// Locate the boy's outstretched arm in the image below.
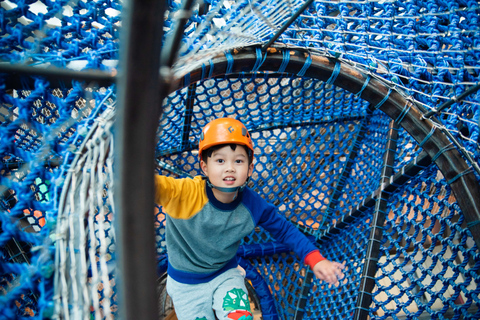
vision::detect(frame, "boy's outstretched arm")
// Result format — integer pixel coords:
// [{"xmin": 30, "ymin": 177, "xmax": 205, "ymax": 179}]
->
[{"xmin": 312, "ymin": 260, "xmax": 345, "ymax": 286}]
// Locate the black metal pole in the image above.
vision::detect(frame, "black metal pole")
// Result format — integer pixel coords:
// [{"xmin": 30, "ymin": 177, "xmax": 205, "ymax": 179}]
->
[
  {"xmin": 0, "ymin": 158, "xmax": 62, "ymax": 170},
  {"xmin": 0, "ymin": 63, "xmax": 116, "ymax": 88},
  {"xmin": 293, "ymin": 112, "xmax": 371, "ymax": 319},
  {"xmin": 321, "ymin": 111, "xmax": 371, "ymax": 230},
  {"xmin": 160, "ymin": 0, "xmax": 196, "ymax": 69},
  {"xmin": 180, "ymin": 83, "xmax": 197, "ymax": 150},
  {"xmin": 114, "ymin": 0, "xmax": 165, "ymax": 319},
  {"xmin": 422, "ymin": 83, "xmax": 480, "ymax": 118},
  {"xmin": 317, "ymin": 151, "xmax": 432, "ymax": 241},
  {"xmin": 353, "ymin": 121, "xmax": 399, "ymax": 320},
  {"xmin": 294, "ymin": 270, "xmax": 314, "ymax": 320},
  {"xmin": 261, "ymin": 0, "xmax": 315, "ymax": 51}
]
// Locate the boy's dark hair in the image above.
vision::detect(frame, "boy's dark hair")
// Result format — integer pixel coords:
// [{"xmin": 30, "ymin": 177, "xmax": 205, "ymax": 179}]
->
[{"xmin": 201, "ymin": 143, "xmax": 253, "ymax": 164}]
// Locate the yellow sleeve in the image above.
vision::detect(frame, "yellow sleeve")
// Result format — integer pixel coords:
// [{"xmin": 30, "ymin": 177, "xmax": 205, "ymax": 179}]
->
[{"xmin": 154, "ymin": 175, "xmax": 208, "ymax": 219}]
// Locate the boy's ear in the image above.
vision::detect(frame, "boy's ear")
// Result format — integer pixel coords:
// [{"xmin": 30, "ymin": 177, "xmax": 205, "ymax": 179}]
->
[
  {"xmin": 200, "ymin": 160, "xmax": 208, "ymax": 175},
  {"xmin": 248, "ymin": 162, "xmax": 254, "ymax": 177}
]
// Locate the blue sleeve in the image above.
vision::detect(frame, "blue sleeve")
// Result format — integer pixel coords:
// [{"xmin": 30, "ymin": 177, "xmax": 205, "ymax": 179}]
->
[{"xmin": 242, "ymin": 188, "xmax": 319, "ymax": 262}]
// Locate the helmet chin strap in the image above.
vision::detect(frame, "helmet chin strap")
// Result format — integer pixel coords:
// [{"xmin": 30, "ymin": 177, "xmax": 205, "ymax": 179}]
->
[{"xmin": 206, "ymin": 178, "xmax": 248, "ymax": 193}]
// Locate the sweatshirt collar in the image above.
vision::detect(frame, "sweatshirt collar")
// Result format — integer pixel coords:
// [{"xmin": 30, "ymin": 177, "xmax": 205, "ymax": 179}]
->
[{"xmin": 205, "ymin": 181, "xmax": 243, "ymax": 210}]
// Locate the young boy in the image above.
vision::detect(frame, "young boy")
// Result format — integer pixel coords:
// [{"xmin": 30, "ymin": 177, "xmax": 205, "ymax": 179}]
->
[{"xmin": 155, "ymin": 117, "xmax": 344, "ymax": 320}]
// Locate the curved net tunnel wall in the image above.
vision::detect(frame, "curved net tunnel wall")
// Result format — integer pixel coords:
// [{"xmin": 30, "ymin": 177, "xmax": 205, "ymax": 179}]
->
[{"xmin": 0, "ymin": 0, "xmax": 480, "ymax": 319}]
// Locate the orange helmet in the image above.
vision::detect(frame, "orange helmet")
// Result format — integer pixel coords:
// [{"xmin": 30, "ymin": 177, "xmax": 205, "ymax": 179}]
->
[{"xmin": 198, "ymin": 118, "xmax": 254, "ymax": 160}]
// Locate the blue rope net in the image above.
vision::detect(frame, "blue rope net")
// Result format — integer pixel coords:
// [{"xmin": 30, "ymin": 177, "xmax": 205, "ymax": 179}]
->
[
  {"xmin": 376, "ymin": 164, "xmax": 480, "ymax": 319},
  {"xmin": 1, "ymin": 0, "xmax": 480, "ymax": 319}
]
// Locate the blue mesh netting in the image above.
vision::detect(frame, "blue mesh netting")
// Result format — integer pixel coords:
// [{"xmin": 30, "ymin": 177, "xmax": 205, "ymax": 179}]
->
[
  {"xmin": 375, "ymin": 165, "xmax": 480, "ymax": 319},
  {"xmin": 1, "ymin": 0, "xmax": 480, "ymax": 319}
]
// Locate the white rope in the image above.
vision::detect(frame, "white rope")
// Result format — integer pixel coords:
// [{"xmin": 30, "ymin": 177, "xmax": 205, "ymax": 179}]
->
[{"xmin": 53, "ymin": 106, "xmax": 116, "ymax": 320}]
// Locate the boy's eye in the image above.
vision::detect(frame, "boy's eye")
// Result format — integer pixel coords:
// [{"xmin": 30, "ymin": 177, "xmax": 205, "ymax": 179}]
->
[
  {"xmin": 216, "ymin": 159, "xmax": 224, "ymax": 163},
  {"xmin": 235, "ymin": 159, "xmax": 244, "ymax": 164}
]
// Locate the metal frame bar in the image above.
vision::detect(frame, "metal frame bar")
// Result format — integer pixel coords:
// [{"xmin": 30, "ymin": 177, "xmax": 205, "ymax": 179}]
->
[
  {"xmin": 353, "ymin": 121, "xmax": 399, "ymax": 320},
  {"xmin": 293, "ymin": 112, "xmax": 371, "ymax": 319},
  {"xmin": 437, "ymin": 122, "xmax": 480, "ymax": 177},
  {"xmin": 422, "ymin": 83, "xmax": 480, "ymax": 118},
  {"xmin": 0, "ymin": 158, "xmax": 62, "ymax": 170},
  {"xmin": 294, "ymin": 270, "xmax": 314, "ymax": 319},
  {"xmin": 261, "ymin": 0, "xmax": 315, "ymax": 51},
  {"xmin": 1, "ymin": 225, "xmax": 32, "ymax": 265},
  {"xmin": 315, "ymin": 150, "xmax": 432, "ymax": 241},
  {"xmin": 180, "ymin": 83, "xmax": 197, "ymax": 150},
  {"xmin": 160, "ymin": 0, "xmax": 196, "ymax": 71}
]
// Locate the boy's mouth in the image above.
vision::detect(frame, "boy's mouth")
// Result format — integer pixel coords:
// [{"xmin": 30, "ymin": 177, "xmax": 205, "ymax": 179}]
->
[{"xmin": 224, "ymin": 176, "xmax": 236, "ymax": 184}]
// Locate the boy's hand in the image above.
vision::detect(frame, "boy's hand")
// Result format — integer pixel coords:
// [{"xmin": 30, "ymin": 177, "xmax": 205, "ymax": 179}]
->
[{"xmin": 312, "ymin": 260, "xmax": 345, "ymax": 286}]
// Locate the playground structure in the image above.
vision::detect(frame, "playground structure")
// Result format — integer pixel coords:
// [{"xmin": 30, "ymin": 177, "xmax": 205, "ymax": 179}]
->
[{"xmin": 0, "ymin": 0, "xmax": 479, "ymax": 319}]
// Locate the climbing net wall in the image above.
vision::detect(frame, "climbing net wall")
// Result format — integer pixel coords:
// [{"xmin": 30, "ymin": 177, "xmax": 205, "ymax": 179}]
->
[{"xmin": 1, "ymin": 0, "xmax": 480, "ymax": 319}]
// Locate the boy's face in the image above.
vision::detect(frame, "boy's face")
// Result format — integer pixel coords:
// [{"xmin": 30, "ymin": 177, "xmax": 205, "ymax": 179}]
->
[{"xmin": 200, "ymin": 145, "xmax": 253, "ymax": 192}]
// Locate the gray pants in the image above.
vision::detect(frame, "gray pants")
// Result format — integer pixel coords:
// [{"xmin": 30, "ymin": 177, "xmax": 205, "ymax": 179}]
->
[{"xmin": 166, "ymin": 267, "xmax": 253, "ymax": 320}]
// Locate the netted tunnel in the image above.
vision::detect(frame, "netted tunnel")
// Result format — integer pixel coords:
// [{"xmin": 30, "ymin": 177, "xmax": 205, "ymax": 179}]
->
[{"xmin": 0, "ymin": 0, "xmax": 479, "ymax": 319}]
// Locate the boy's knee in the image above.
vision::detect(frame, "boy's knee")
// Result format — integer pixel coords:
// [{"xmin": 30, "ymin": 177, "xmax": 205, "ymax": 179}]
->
[
  {"xmin": 226, "ymin": 310, "xmax": 253, "ymax": 320},
  {"xmin": 221, "ymin": 288, "xmax": 252, "ymax": 320}
]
